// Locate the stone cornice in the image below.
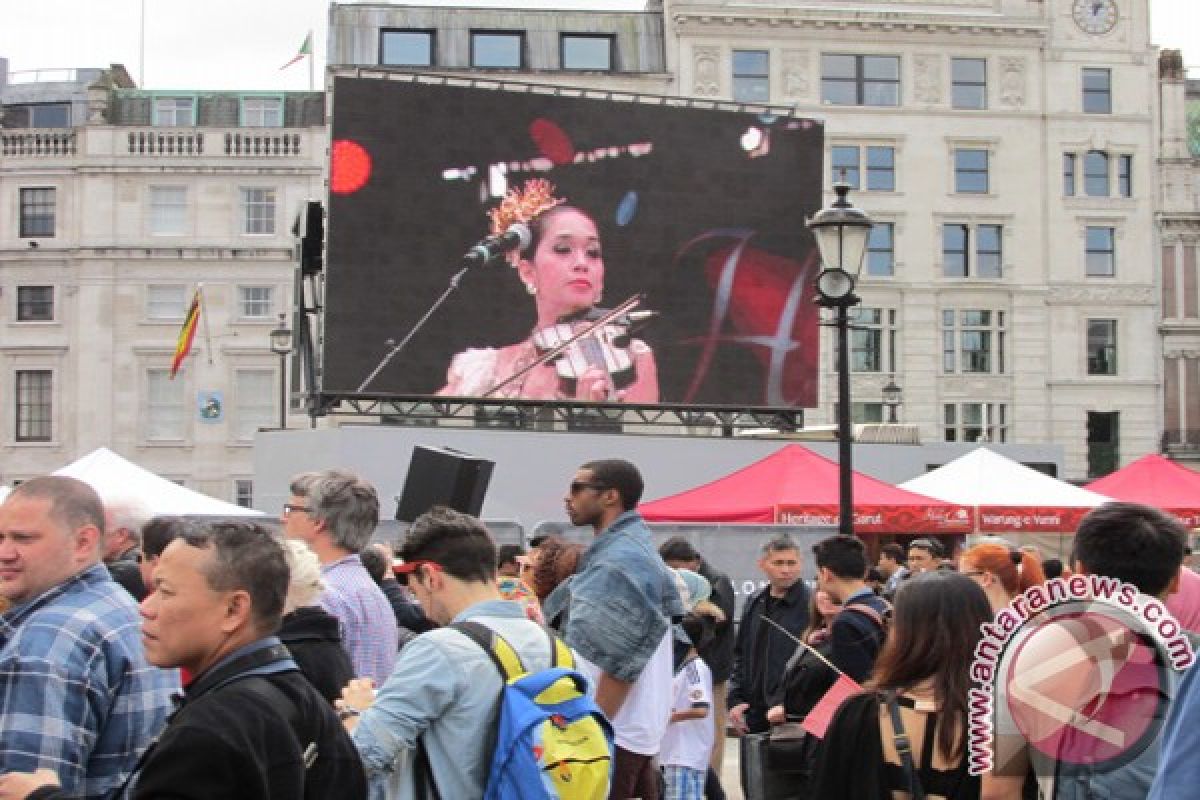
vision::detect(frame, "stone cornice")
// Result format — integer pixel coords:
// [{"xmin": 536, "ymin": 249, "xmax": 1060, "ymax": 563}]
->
[
  {"xmin": 1046, "ymin": 285, "xmax": 1155, "ymax": 305},
  {"xmin": 672, "ymin": 10, "xmax": 1046, "ymax": 39}
]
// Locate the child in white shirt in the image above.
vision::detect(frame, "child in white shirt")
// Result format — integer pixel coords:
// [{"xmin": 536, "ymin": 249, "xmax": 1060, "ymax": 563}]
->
[{"xmin": 659, "ymin": 613, "xmax": 714, "ymax": 800}]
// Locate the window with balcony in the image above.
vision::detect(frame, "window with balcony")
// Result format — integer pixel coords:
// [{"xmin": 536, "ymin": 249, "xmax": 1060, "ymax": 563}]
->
[
  {"xmin": 1082, "ymin": 68, "xmax": 1112, "ymax": 114},
  {"xmin": 733, "ymin": 50, "xmax": 769, "ymax": 103},
  {"xmin": 381, "ymin": 29, "xmax": 434, "ymax": 66},
  {"xmin": 146, "ymin": 285, "xmax": 187, "ymax": 320},
  {"xmin": 943, "ymin": 224, "xmax": 1003, "ymax": 278},
  {"xmin": 954, "ymin": 149, "xmax": 989, "ymax": 193},
  {"xmin": 153, "ymin": 96, "xmax": 195, "ymax": 126},
  {"xmin": 145, "ymin": 368, "xmax": 186, "ymax": 441},
  {"xmin": 1087, "ymin": 319, "xmax": 1117, "ymax": 375},
  {"xmin": 562, "ymin": 34, "xmax": 613, "ymax": 71},
  {"xmin": 943, "ymin": 309, "xmax": 1005, "ymax": 374},
  {"xmin": 830, "ymin": 145, "xmax": 895, "ymax": 191},
  {"xmin": 849, "ymin": 308, "xmax": 897, "ymax": 373},
  {"xmin": 1085, "ymin": 227, "xmax": 1115, "ymax": 277},
  {"xmin": 951, "ymin": 58, "xmax": 987, "ymax": 109},
  {"xmin": 866, "ymin": 223, "xmax": 895, "ymax": 277},
  {"xmin": 237, "ymin": 286, "xmax": 274, "ymax": 319},
  {"xmin": 471, "ymin": 31, "xmax": 523, "ymax": 68},
  {"xmin": 149, "ymin": 186, "xmax": 187, "ymax": 235},
  {"xmin": 821, "ymin": 54, "xmax": 900, "ymax": 106},
  {"xmin": 16, "ymin": 286, "xmax": 54, "ymax": 322},
  {"xmin": 240, "ymin": 188, "xmax": 276, "ymax": 235},
  {"xmin": 241, "ymin": 97, "xmax": 282, "ymax": 127},
  {"xmin": 15, "ymin": 370, "xmax": 52, "ymax": 442},
  {"xmin": 1084, "ymin": 151, "xmax": 1109, "ymax": 197},
  {"xmin": 5, "ymin": 103, "xmax": 70, "ymax": 128},
  {"xmin": 19, "ymin": 188, "xmax": 55, "ymax": 238},
  {"xmin": 944, "ymin": 402, "xmax": 1007, "ymax": 443}
]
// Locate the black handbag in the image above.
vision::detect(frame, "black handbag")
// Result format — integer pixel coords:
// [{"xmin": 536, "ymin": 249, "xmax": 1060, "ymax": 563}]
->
[{"xmin": 740, "ymin": 724, "xmax": 815, "ymax": 800}]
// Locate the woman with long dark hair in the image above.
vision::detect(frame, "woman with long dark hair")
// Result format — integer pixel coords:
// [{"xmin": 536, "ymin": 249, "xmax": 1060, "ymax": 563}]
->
[{"xmin": 810, "ymin": 571, "xmax": 991, "ymax": 799}]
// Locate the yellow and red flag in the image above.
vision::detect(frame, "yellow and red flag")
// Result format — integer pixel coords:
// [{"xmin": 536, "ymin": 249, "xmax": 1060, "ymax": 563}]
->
[{"xmin": 169, "ymin": 288, "xmax": 201, "ymax": 379}]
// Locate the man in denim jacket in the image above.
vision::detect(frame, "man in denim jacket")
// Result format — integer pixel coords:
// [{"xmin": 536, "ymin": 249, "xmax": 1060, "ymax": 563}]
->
[{"xmin": 561, "ymin": 459, "xmax": 684, "ymax": 800}]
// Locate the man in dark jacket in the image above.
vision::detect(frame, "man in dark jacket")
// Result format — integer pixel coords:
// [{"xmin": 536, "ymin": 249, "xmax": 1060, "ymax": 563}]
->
[
  {"xmin": 812, "ymin": 535, "xmax": 890, "ymax": 683},
  {"xmin": 359, "ymin": 542, "xmax": 433, "ymax": 636},
  {"xmin": 728, "ymin": 534, "xmax": 810, "ymax": 736},
  {"xmin": 132, "ymin": 520, "xmax": 365, "ymax": 799}
]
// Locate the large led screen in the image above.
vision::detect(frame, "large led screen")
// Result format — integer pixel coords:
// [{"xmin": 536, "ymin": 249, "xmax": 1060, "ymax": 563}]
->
[{"xmin": 323, "ymin": 76, "xmax": 824, "ymax": 409}]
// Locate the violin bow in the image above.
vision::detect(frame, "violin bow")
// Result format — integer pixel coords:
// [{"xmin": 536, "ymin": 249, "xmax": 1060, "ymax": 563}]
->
[{"xmin": 482, "ymin": 293, "xmax": 643, "ymax": 399}]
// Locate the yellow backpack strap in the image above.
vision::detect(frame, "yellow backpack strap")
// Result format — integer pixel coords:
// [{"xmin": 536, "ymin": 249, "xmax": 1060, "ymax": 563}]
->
[{"xmin": 453, "ymin": 620, "xmax": 527, "ymax": 682}]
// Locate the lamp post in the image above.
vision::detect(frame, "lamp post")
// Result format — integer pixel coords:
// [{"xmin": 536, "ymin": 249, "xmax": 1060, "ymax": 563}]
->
[
  {"xmin": 882, "ymin": 376, "xmax": 903, "ymax": 423},
  {"xmin": 808, "ymin": 182, "xmax": 873, "ymax": 537},
  {"xmin": 269, "ymin": 313, "xmax": 293, "ymax": 430}
]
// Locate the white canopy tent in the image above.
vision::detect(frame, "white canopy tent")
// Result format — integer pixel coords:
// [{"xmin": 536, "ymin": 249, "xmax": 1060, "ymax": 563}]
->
[
  {"xmin": 53, "ymin": 448, "xmax": 263, "ymax": 517},
  {"xmin": 899, "ymin": 447, "xmax": 1111, "ymax": 557},
  {"xmin": 0, "ymin": 486, "xmax": 9, "ymax": 504}
]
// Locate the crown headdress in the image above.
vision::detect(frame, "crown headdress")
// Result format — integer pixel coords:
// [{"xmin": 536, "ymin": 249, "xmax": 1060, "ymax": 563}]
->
[{"xmin": 489, "ymin": 179, "xmax": 565, "ymax": 266}]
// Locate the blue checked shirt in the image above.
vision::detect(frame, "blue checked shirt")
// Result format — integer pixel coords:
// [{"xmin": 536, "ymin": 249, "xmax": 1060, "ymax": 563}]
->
[
  {"xmin": 0, "ymin": 564, "xmax": 178, "ymax": 799},
  {"xmin": 319, "ymin": 554, "xmax": 398, "ymax": 686}
]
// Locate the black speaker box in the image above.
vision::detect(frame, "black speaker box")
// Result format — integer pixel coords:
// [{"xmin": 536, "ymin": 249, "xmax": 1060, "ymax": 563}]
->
[{"xmin": 395, "ymin": 445, "xmax": 494, "ymax": 522}]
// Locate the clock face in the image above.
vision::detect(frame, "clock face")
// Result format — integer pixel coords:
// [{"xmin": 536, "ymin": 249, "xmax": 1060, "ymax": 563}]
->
[{"xmin": 1072, "ymin": 0, "xmax": 1118, "ymax": 35}]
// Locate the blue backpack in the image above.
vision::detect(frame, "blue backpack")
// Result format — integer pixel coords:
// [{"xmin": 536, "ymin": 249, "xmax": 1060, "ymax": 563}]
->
[{"xmin": 452, "ymin": 621, "xmax": 614, "ymax": 800}]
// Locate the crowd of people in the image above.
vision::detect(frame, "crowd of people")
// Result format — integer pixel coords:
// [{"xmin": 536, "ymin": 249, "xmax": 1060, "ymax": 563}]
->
[{"xmin": 1, "ymin": 460, "xmax": 1200, "ymax": 800}]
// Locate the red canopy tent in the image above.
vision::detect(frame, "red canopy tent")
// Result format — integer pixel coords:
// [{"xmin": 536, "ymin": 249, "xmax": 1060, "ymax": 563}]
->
[
  {"xmin": 1084, "ymin": 454, "xmax": 1200, "ymax": 528},
  {"xmin": 640, "ymin": 444, "xmax": 974, "ymax": 533}
]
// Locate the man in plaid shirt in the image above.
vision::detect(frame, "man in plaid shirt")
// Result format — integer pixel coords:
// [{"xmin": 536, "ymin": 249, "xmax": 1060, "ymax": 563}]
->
[{"xmin": 0, "ymin": 476, "xmax": 177, "ymax": 798}]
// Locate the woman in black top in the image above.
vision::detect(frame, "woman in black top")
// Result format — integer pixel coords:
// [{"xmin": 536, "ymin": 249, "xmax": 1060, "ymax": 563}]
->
[{"xmin": 811, "ymin": 572, "xmax": 991, "ymax": 799}]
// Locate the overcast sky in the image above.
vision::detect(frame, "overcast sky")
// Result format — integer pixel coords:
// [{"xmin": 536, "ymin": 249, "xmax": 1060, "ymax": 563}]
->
[{"xmin": 0, "ymin": 0, "xmax": 1195, "ymax": 91}]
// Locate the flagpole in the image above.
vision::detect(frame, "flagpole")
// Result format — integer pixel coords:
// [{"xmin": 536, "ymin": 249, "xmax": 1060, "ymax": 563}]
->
[
  {"xmin": 198, "ymin": 283, "xmax": 214, "ymax": 365},
  {"xmin": 308, "ymin": 29, "xmax": 315, "ymax": 92},
  {"xmin": 139, "ymin": 0, "xmax": 146, "ymax": 86}
]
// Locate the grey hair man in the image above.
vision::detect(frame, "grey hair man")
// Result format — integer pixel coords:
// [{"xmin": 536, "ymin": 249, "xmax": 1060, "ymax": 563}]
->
[
  {"xmin": 103, "ymin": 496, "xmax": 153, "ymax": 601},
  {"xmin": 282, "ymin": 469, "xmax": 397, "ymax": 685}
]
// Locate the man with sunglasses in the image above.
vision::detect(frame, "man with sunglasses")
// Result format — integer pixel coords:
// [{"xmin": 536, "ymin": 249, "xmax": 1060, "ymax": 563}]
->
[{"xmin": 559, "ymin": 459, "xmax": 684, "ymax": 800}]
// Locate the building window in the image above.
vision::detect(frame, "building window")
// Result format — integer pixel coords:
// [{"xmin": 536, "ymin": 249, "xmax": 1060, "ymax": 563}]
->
[
  {"xmin": 849, "ymin": 308, "xmax": 896, "ymax": 373},
  {"xmin": 19, "ymin": 188, "xmax": 55, "ymax": 238},
  {"xmin": 1117, "ymin": 154, "xmax": 1132, "ymax": 197},
  {"xmin": 852, "ymin": 403, "xmax": 884, "ymax": 424},
  {"xmin": 149, "ymin": 186, "xmax": 187, "ymax": 235},
  {"xmin": 830, "ymin": 145, "xmax": 894, "ymax": 191},
  {"xmin": 951, "ymin": 58, "xmax": 987, "ymax": 109},
  {"xmin": 16, "ymin": 286, "xmax": 54, "ymax": 322},
  {"xmin": 1063, "ymin": 153, "xmax": 1076, "ymax": 196},
  {"xmin": 15, "ymin": 370, "xmax": 52, "ymax": 442},
  {"xmin": 241, "ymin": 97, "xmax": 282, "ymax": 127},
  {"xmin": 1084, "ymin": 151, "xmax": 1109, "ymax": 197},
  {"xmin": 234, "ymin": 369, "xmax": 275, "ymax": 440},
  {"xmin": 1087, "ymin": 411, "xmax": 1120, "ymax": 478},
  {"xmin": 943, "ymin": 309, "xmax": 1005, "ymax": 374},
  {"xmin": 381, "ymin": 29, "xmax": 434, "ymax": 66},
  {"xmin": 944, "ymin": 402, "xmax": 1007, "ymax": 443},
  {"xmin": 146, "ymin": 285, "xmax": 186, "ymax": 320},
  {"xmin": 237, "ymin": 286, "xmax": 274, "ymax": 319},
  {"xmin": 561, "ymin": 34, "xmax": 613, "ymax": 71},
  {"xmin": 470, "ymin": 31, "xmax": 523, "ymax": 68},
  {"xmin": 146, "ymin": 369, "xmax": 186, "ymax": 441},
  {"xmin": 5, "ymin": 103, "xmax": 70, "ymax": 128},
  {"xmin": 866, "ymin": 223, "xmax": 895, "ymax": 277},
  {"xmin": 733, "ymin": 50, "xmax": 769, "ymax": 103},
  {"xmin": 954, "ymin": 149, "xmax": 989, "ymax": 193},
  {"xmin": 1082, "ymin": 68, "xmax": 1112, "ymax": 114},
  {"xmin": 234, "ymin": 479, "xmax": 254, "ymax": 508},
  {"xmin": 821, "ymin": 54, "xmax": 900, "ymax": 107},
  {"xmin": 240, "ymin": 188, "xmax": 276, "ymax": 235},
  {"xmin": 943, "ymin": 224, "xmax": 1003, "ymax": 279},
  {"xmin": 1087, "ymin": 319, "xmax": 1117, "ymax": 375},
  {"xmin": 153, "ymin": 96, "xmax": 195, "ymax": 126},
  {"xmin": 1085, "ymin": 227, "xmax": 1115, "ymax": 277}
]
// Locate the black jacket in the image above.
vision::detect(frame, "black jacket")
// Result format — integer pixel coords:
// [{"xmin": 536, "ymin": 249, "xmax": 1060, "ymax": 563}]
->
[
  {"xmin": 380, "ymin": 576, "xmax": 435, "ymax": 634},
  {"xmin": 106, "ymin": 548, "xmax": 147, "ymax": 602},
  {"xmin": 129, "ymin": 640, "xmax": 367, "ymax": 800},
  {"xmin": 728, "ymin": 579, "xmax": 810, "ymax": 730},
  {"xmin": 829, "ymin": 591, "xmax": 890, "ymax": 684},
  {"xmin": 697, "ymin": 559, "xmax": 737, "ymax": 683},
  {"xmin": 279, "ymin": 606, "xmax": 356, "ymax": 705}
]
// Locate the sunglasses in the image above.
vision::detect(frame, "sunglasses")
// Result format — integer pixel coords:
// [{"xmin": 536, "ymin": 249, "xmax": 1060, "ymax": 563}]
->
[
  {"xmin": 282, "ymin": 503, "xmax": 312, "ymax": 516},
  {"xmin": 569, "ymin": 481, "xmax": 610, "ymax": 494}
]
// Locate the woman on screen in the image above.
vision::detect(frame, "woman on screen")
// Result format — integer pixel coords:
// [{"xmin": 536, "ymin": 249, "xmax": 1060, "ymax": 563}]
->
[{"xmin": 438, "ymin": 179, "xmax": 659, "ymax": 402}]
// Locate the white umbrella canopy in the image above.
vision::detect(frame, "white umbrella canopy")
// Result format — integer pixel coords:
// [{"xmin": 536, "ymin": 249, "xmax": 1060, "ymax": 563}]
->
[{"xmin": 53, "ymin": 447, "xmax": 263, "ymax": 517}]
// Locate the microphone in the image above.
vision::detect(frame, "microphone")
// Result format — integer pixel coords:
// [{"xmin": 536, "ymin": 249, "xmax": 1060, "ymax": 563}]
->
[{"xmin": 462, "ymin": 223, "xmax": 531, "ymax": 267}]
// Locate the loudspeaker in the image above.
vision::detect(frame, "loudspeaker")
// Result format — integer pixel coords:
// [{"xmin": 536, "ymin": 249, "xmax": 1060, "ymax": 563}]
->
[{"xmin": 395, "ymin": 445, "xmax": 494, "ymax": 522}]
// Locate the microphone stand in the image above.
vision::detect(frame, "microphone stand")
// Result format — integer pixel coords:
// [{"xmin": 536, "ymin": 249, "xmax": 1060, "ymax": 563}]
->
[{"xmin": 356, "ymin": 266, "xmax": 471, "ymax": 393}]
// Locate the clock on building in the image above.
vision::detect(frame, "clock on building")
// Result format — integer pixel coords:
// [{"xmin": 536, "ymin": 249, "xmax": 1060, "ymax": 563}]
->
[{"xmin": 1072, "ymin": 0, "xmax": 1118, "ymax": 35}]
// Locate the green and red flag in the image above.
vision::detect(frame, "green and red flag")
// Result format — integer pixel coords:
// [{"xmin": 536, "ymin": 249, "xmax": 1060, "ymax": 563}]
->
[{"xmin": 281, "ymin": 31, "xmax": 312, "ymax": 70}]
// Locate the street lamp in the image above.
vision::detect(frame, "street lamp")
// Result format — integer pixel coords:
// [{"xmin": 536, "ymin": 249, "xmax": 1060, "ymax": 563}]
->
[
  {"xmin": 808, "ymin": 182, "xmax": 873, "ymax": 537},
  {"xmin": 882, "ymin": 376, "xmax": 903, "ymax": 423},
  {"xmin": 269, "ymin": 313, "xmax": 293, "ymax": 430}
]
